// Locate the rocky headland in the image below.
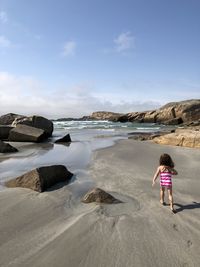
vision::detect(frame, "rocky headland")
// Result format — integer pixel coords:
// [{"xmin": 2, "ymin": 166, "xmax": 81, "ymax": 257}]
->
[
  {"xmin": 53, "ymin": 99, "xmax": 200, "ymax": 148},
  {"xmin": 87, "ymin": 99, "xmax": 200, "ymax": 125},
  {"xmin": 52, "ymin": 99, "xmax": 200, "ymax": 126}
]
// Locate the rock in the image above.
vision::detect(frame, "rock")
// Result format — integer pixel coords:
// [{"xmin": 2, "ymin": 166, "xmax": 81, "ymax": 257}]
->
[
  {"xmin": 53, "ymin": 116, "xmax": 92, "ymax": 121},
  {"xmin": 143, "ymin": 110, "xmax": 157, "ymax": 123},
  {"xmin": 128, "ymin": 131, "xmax": 170, "ymax": 141},
  {"xmin": 55, "ymin": 134, "xmax": 71, "ymax": 143},
  {"xmin": 12, "ymin": 115, "xmax": 53, "ymax": 137},
  {"xmin": 89, "ymin": 111, "xmax": 123, "ymax": 121},
  {"xmin": 5, "ymin": 165, "xmax": 73, "ymax": 192},
  {"xmin": 128, "ymin": 132, "xmax": 154, "ymax": 141},
  {"xmin": 0, "ymin": 126, "xmax": 14, "ymax": 140},
  {"xmin": 155, "ymin": 106, "xmax": 176, "ymax": 123},
  {"xmin": 129, "ymin": 134, "xmax": 151, "ymax": 141},
  {"xmin": 8, "ymin": 124, "xmax": 46, "ymax": 142},
  {"xmin": 0, "ymin": 140, "xmax": 18, "ymax": 153},
  {"xmin": 112, "ymin": 99, "xmax": 200, "ymax": 125},
  {"xmin": 128, "ymin": 112, "xmax": 146, "ymax": 123},
  {"xmin": 0, "ymin": 113, "xmax": 24, "ymax": 125},
  {"xmin": 153, "ymin": 128, "xmax": 200, "ymax": 148},
  {"xmin": 185, "ymin": 120, "xmax": 200, "ymax": 127},
  {"xmin": 82, "ymin": 188, "xmax": 121, "ymax": 204},
  {"xmin": 116, "ymin": 114, "xmax": 129, "ymax": 122},
  {"xmin": 157, "ymin": 99, "xmax": 200, "ymax": 123},
  {"xmin": 164, "ymin": 117, "xmax": 183, "ymax": 125}
]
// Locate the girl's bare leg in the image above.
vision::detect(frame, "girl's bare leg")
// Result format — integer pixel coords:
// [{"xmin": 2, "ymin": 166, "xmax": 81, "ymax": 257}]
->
[
  {"xmin": 160, "ymin": 187, "xmax": 165, "ymax": 204},
  {"xmin": 167, "ymin": 188, "xmax": 174, "ymax": 211}
]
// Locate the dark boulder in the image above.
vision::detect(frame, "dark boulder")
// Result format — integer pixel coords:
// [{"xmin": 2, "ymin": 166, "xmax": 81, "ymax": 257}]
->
[
  {"xmin": 5, "ymin": 165, "xmax": 73, "ymax": 192},
  {"xmin": 9, "ymin": 124, "xmax": 46, "ymax": 142},
  {"xmin": 129, "ymin": 134, "xmax": 151, "ymax": 141},
  {"xmin": 0, "ymin": 140, "xmax": 18, "ymax": 153},
  {"xmin": 0, "ymin": 113, "xmax": 24, "ymax": 125},
  {"xmin": 185, "ymin": 120, "xmax": 200, "ymax": 127},
  {"xmin": 164, "ymin": 117, "xmax": 183, "ymax": 125},
  {"xmin": 12, "ymin": 115, "xmax": 53, "ymax": 137},
  {"xmin": 82, "ymin": 188, "xmax": 121, "ymax": 204},
  {"xmin": 55, "ymin": 134, "xmax": 71, "ymax": 143},
  {"xmin": 116, "ymin": 114, "xmax": 129, "ymax": 122},
  {"xmin": 0, "ymin": 126, "xmax": 14, "ymax": 140}
]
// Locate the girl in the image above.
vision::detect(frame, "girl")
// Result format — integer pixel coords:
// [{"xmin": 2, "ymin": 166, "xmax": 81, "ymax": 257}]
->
[{"xmin": 152, "ymin": 153, "xmax": 178, "ymax": 213}]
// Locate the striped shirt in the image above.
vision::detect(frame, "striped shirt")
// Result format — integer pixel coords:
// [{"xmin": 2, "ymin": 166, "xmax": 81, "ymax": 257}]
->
[{"xmin": 160, "ymin": 171, "xmax": 172, "ymax": 187}]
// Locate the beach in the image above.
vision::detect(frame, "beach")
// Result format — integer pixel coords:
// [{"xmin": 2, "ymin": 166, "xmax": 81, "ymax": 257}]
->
[{"xmin": 0, "ymin": 138, "xmax": 200, "ymax": 267}]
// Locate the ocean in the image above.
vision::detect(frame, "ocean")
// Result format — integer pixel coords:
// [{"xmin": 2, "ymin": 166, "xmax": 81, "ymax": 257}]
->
[{"xmin": 0, "ymin": 120, "xmax": 165, "ymax": 190}]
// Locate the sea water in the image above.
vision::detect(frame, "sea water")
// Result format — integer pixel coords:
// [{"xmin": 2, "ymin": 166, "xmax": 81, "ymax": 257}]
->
[{"xmin": 0, "ymin": 120, "xmax": 164, "ymax": 190}]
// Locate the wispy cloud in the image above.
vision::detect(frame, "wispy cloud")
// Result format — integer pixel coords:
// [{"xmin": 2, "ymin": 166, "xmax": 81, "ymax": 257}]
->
[
  {"xmin": 114, "ymin": 31, "xmax": 135, "ymax": 53},
  {"xmin": 1, "ymin": 71, "xmax": 199, "ymax": 119},
  {"xmin": 0, "ymin": 35, "xmax": 11, "ymax": 48},
  {"xmin": 0, "ymin": 11, "xmax": 8, "ymax": 23},
  {"xmin": 62, "ymin": 40, "xmax": 76, "ymax": 57},
  {"xmin": 0, "ymin": 71, "xmax": 161, "ymax": 118}
]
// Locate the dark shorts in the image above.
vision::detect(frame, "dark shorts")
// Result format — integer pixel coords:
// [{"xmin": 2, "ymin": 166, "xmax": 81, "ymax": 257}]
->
[{"xmin": 160, "ymin": 185, "xmax": 172, "ymax": 190}]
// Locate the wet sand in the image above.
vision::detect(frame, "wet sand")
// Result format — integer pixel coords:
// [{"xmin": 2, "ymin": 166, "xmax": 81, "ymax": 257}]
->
[{"xmin": 0, "ymin": 139, "xmax": 200, "ymax": 267}]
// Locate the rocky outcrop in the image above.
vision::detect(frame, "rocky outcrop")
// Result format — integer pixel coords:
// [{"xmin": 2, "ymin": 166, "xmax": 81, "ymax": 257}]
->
[
  {"xmin": 163, "ymin": 117, "xmax": 183, "ymax": 125},
  {"xmin": 185, "ymin": 120, "xmax": 200, "ymax": 127},
  {"xmin": 0, "ymin": 126, "xmax": 14, "ymax": 140},
  {"xmin": 153, "ymin": 127, "xmax": 200, "ymax": 148},
  {"xmin": 143, "ymin": 110, "xmax": 157, "ymax": 123},
  {"xmin": 112, "ymin": 99, "xmax": 200, "ymax": 125},
  {"xmin": 5, "ymin": 165, "xmax": 73, "ymax": 192},
  {"xmin": 53, "ymin": 99, "xmax": 199, "ymax": 125},
  {"xmin": 128, "ymin": 132, "xmax": 161, "ymax": 141},
  {"xmin": 89, "ymin": 111, "xmax": 123, "ymax": 121},
  {"xmin": 82, "ymin": 188, "xmax": 121, "ymax": 204},
  {"xmin": 158, "ymin": 99, "xmax": 200, "ymax": 122},
  {"xmin": 0, "ymin": 140, "xmax": 18, "ymax": 153},
  {"xmin": 0, "ymin": 113, "xmax": 24, "ymax": 125},
  {"xmin": 9, "ymin": 124, "xmax": 46, "ymax": 142},
  {"xmin": 55, "ymin": 134, "xmax": 71, "ymax": 143},
  {"xmin": 12, "ymin": 115, "xmax": 53, "ymax": 137}
]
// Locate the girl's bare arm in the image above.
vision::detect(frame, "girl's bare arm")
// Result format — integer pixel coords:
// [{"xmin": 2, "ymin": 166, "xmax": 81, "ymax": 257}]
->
[{"xmin": 152, "ymin": 167, "xmax": 160, "ymax": 186}]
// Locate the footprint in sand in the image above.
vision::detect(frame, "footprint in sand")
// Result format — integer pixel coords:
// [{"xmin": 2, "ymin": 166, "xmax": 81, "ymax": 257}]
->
[
  {"xmin": 172, "ymin": 224, "xmax": 178, "ymax": 231},
  {"xmin": 187, "ymin": 240, "xmax": 192, "ymax": 248}
]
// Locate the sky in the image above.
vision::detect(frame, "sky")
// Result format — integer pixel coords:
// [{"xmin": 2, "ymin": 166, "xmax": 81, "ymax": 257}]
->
[{"xmin": 0, "ymin": 0, "xmax": 200, "ymax": 118}]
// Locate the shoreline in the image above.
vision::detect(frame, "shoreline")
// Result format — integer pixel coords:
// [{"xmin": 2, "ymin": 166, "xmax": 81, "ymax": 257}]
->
[
  {"xmin": 0, "ymin": 130, "xmax": 127, "ymax": 190},
  {"xmin": 0, "ymin": 139, "xmax": 200, "ymax": 267}
]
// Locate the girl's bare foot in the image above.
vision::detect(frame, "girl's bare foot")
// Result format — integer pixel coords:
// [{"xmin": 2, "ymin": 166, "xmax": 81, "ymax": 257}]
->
[{"xmin": 170, "ymin": 205, "xmax": 176, "ymax": 213}]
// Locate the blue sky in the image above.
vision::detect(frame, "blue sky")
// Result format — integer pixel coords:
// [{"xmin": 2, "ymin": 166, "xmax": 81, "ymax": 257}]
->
[{"xmin": 0, "ymin": 0, "xmax": 200, "ymax": 118}]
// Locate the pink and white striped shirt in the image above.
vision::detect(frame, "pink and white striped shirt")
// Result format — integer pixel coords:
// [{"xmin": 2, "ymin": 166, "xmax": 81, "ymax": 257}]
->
[{"xmin": 160, "ymin": 171, "xmax": 172, "ymax": 187}]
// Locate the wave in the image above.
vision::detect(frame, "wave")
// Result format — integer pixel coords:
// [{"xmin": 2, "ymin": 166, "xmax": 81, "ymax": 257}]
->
[{"xmin": 53, "ymin": 120, "xmax": 161, "ymax": 132}]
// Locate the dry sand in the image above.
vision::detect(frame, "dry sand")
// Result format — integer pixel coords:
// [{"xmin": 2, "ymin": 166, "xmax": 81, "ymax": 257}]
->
[{"xmin": 0, "ymin": 139, "xmax": 200, "ymax": 267}]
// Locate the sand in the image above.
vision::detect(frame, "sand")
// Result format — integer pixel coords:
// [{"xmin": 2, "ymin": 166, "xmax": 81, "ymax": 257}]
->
[{"xmin": 0, "ymin": 139, "xmax": 200, "ymax": 267}]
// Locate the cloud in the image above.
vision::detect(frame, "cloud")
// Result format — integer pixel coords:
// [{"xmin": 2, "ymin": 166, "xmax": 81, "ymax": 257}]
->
[
  {"xmin": 0, "ymin": 72, "xmax": 162, "ymax": 119},
  {"xmin": 62, "ymin": 40, "xmax": 76, "ymax": 57},
  {"xmin": 0, "ymin": 35, "xmax": 11, "ymax": 48},
  {"xmin": 0, "ymin": 11, "xmax": 8, "ymax": 23},
  {"xmin": 114, "ymin": 31, "xmax": 135, "ymax": 53}
]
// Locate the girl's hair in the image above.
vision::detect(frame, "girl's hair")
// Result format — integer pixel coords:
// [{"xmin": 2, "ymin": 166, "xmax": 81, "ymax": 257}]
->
[{"xmin": 159, "ymin": 153, "xmax": 174, "ymax": 168}]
